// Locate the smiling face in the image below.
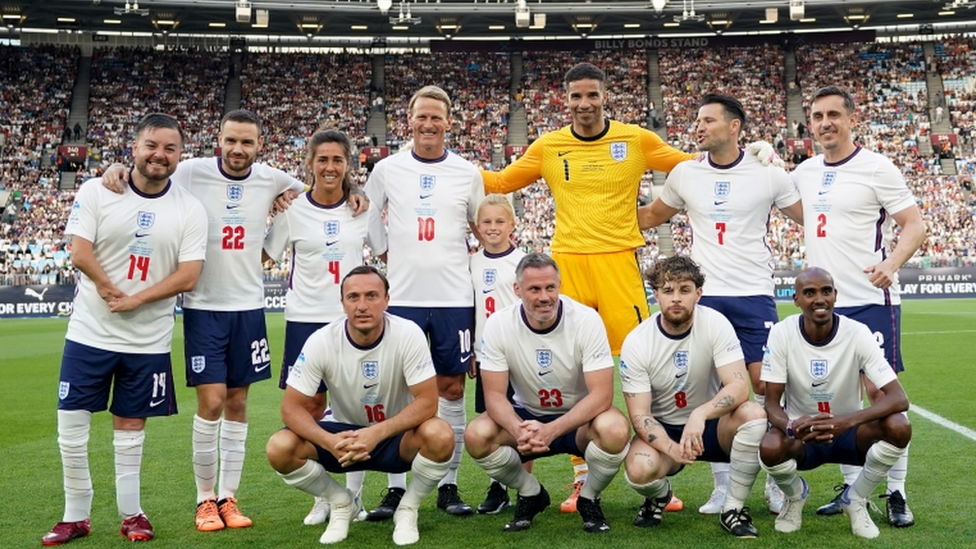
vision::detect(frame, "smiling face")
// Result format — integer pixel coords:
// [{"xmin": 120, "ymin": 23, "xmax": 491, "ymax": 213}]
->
[
  {"xmin": 219, "ymin": 120, "xmax": 262, "ymax": 176},
  {"xmin": 793, "ymin": 269, "xmax": 837, "ymax": 327},
  {"xmin": 132, "ymin": 127, "xmax": 181, "ymax": 186},
  {"xmin": 515, "ymin": 265, "xmax": 561, "ymax": 330},
  {"xmin": 310, "ymin": 141, "xmax": 348, "ymax": 200},
  {"xmin": 477, "ymin": 203, "xmax": 516, "ymax": 253},
  {"xmin": 409, "ymin": 96, "xmax": 450, "ymax": 156},
  {"xmin": 566, "ymin": 78, "xmax": 606, "ymax": 136},
  {"xmin": 810, "ymin": 93, "xmax": 856, "ymax": 160}
]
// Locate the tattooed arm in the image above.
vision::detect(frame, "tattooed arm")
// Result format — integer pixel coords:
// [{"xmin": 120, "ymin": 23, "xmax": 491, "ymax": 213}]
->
[
  {"xmin": 681, "ymin": 359, "xmax": 751, "ymax": 457},
  {"xmin": 623, "ymin": 391, "xmax": 675, "ymax": 456}
]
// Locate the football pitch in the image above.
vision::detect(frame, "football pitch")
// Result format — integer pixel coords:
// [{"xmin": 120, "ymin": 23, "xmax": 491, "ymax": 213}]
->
[{"xmin": 2, "ymin": 299, "xmax": 974, "ymax": 549}]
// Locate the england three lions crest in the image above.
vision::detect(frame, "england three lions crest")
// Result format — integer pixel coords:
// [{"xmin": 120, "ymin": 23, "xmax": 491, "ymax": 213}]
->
[
  {"xmin": 420, "ymin": 174, "xmax": 436, "ymax": 191},
  {"xmin": 136, "ymin": 211, "xmax": 155, "ymax": 229},
  {"xmin": 324, "ymin": 220, "xmax": 340, "ymax": 238},
  {"xmin": 226, "ymin": 184, "xmax": 244, "ymax": 202},
  {"xmin": 610, "ymin": 142, "xmax": 628, "ymax": 162},
  {"xmin": 810, "ymin": 359, "xmax": 828, "ymax": 379},
  {"xmin": 714, "ymin": 181, "xmax": 731, "ymax": 198},
  {"xmin": 536, "ymin": 349, "xmax": 553, "ymax": 368},
  {"xmin": 821, "ymin": 172, "xmax": 836, "ymax": 189},
  {"xmin": 362, "ymin": 360, "xmax": 379, "ymax": 380},
  {"xmin": 672, "ymin": 350, "xmax": 689, "ymax": 371},
  {"xmin": 483, "ymin": 268, "xmax": 497, "ymax": 286}
]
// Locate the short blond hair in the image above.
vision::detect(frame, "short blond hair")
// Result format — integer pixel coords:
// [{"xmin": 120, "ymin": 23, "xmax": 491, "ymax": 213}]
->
[
  {"xmin": 477, "ymin": 193, "xmax": 516, "ymax": 222},
  {"xmin": 408, "ymin": 85, "xmax": 452, "ymax": 116}
]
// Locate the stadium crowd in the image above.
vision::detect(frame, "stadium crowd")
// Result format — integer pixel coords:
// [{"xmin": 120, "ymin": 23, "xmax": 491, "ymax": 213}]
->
[{"xmin": 3, "ymin": 42, "xmax": 976, "ymax": 288}]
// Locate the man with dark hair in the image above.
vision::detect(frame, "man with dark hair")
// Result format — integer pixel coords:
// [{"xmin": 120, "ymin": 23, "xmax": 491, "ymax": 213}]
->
[
  {"xmin": 760, "ymin": 268, "xmax": 912, "ymax": 539},
  {"xmin": 267, "ymin": 265, "xmax": 455, "ymax": 546},
  {"xmin": 465, "ymin": 253, "xmax": 630, "ymax": 534},
  {"xmin": 620, "ymin": 255, "xmax": 766, "ymax": 539},
  {"xmin": 793, "ymin": 85, "xmax": 924, "ymax": 527},
  {"xmin": 43, "ymin": 113, "xmax": 207, "ymax": 546},
  {"xmin": 638, "ymin": 93, "xmax": 803, "ymax": 514}
]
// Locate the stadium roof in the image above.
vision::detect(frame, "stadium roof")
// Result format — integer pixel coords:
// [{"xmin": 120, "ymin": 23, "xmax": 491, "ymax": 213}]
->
[{"xmin": 7, "ymin": 0, "xmax": 976, "ymax": 43}]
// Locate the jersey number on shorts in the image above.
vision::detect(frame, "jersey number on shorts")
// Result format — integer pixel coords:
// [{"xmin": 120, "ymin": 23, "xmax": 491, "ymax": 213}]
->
[
  {"xmin": 816, "ymin": 214, "xmax": 827, "ymax": 238},
  {"xmin": 250, "ymin": 338, "xmax": 270, "ymax": 364},
  {"xmin": 417, "ymin": 217, "xmax": 435, "ymax": 241},
  {"xmin": 715, "ymin": 222, "xmax": 726, "ymax": 245},
  {"xmin": 152, "ymin": 372, "xmax": 167, "ymax": 398},
  {"xmin": 674, "ymin": 391, "xmax": 687, "ymax": 408},
  {"xmin": 364, "ymin": 404, "xmax": 385, "ymax": 423},
  {"xmin": 127, "ymin": 254, "xmax": 150, "ymax": 281},
  {"xmin": 817, "ymin": 401, "xmax": 831, "ymax": 414},
  {"xmin": 222, "ymin": 225, "xmax": 245, "ymax": 249},
  {"xmin": 538, "ymin": 388, "xmax": 563, "ymax": 408}
]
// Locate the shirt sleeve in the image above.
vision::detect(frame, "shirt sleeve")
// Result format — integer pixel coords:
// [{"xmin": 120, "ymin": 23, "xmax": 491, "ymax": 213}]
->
[
  {"xmin": 480, "ymin": 137, "xmax": 546, "ymax": 194},
  {"xmin": 710, "ymin": 311, "xmax": 745, "ymax": 368},
  {"xmin": 639, "ymin": 128, "xmax": 697, "ymax": 172},
  {"xmin": 364, "ymin": 166, "xmax": 389, "ymax": 255},
  {"xmin": 579, "ymin": 308, "xmax": 614, "ymax": 373},
  {"xmin": 770, "ymin": 166, "xmax": 802, "ymax": 210},
  {"xmin": 286, "ymin": 334, "xmax": 326, "ymax": 397},
  {"xmin": 659, "ymin": 162, "xmax": 687, "ymax": 210},
  {"xmin": 619, "ymin": 331, "xmax": 651, "ymax": 394},
  {"xmin": 400, "ymin": 322, "xmax": 437, "ymax": 387},
  {"xmin": 65, "ymin": 180, "xmax": 99, "ymax": 242},
  {"xmin": 468, "ymin": 169, "xmax": 486, "ymax": 223},
  {"xmin": 275, "ymin": 169, "xmax": 307, "ymax": 196},
  {"xmin": 478, "ymin": 312, "xmax": 510, "ymax": 373},
  {"xmin": 760, "ymin": 322, "xmax": 788, "ymax": 384},
  {"xmin": 179, "ymin": 197, "xmax": 209, "ymax": 263},
  {"xmin": 263, "ymin": 209, "xmax": 291, "ymax": 261},
  {"xmin": 872, "ymin": 156, "xmax": 917, "ymax": 216},
  {"xmin": 855, "ymin": 323, "xmax": 898, "ymax": 389}
]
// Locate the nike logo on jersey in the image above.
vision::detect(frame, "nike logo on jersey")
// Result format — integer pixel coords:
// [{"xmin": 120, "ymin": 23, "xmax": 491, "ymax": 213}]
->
[
  {"xmin": 149, "ymin": 399, "xmax": 165, "ymax": 408},
  {"xmin": 419, "ymin": 194, "xmax": 434, "ymax": 200},
  {"xmin": 482, "ymin": 288, "xmax": 494, "ymax": 294},
  {"xmin": 811, "ymin": 381, "xmax": 827, "ymax": 387},
  {"xmin": 675, "ymin": 372, "xmax": 688, "ymax": 379},
  {"xmin": 818, "ymin": 190, "xmax": 830, "ymax": 195},
  {"xmin": 364, "ymin": 383, "xmax": 378, "ymax": 390},
  {"xmin": 325, "ymin": 240, "xmax": 339, "ymax": 246},
  {"xmin": 254, "ymin": 363, "xmax": 270, "ymax": 373},
  {"xmin": 713, "ymin": 200, "xmax": 727, "ymax": 206},
  {"xmin": 557, "ymin": 151, "xmax": 571, "ymax": 157},
  {"xmin": 538, "ymin": 370, "xmax": 553, "ymax": 377},
  {"xmin": 460, "ymin": 354, "xmax": 473, "ymax": 363},
  {"xmin": 226, "ymin": 204, "xmax": 241, "ymax": 210},
  {"xmin": 134, "ymin": 231, "xmax": 150, "ymax": 238}
]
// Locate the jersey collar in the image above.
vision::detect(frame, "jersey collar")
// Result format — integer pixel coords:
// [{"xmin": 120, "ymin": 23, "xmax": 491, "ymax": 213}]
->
[
  {"xmin": 655, "ymin": 313, "xmax": 693, "ymax": 340},
  {"xmin": 216, "ymin": 156, "xmax": 252, "ymax": 181},
  {"xmin": 798, "ymin": 313, "xmax": 840, "ymax": 346},
  {"xmin": 344, "ymin": 316, "xmax": 387, "ymax": 350},
  {"xmin": 570, "ymin": 118, "xmax": 611, "ymax": 142},
  {"xmin": 483, "ymin": 244, "xmax": 517, "ymax": 259},
  {"xmin": 823, "ymin": 146, "xmax": 862, "ymax": 167},
  {"xmin": 127, "ymin": 169, "xmax": 171, "ymax": 198},
  {"xmin": 520, "ymin": 299, "xmax": 564, "ymax": 335}
]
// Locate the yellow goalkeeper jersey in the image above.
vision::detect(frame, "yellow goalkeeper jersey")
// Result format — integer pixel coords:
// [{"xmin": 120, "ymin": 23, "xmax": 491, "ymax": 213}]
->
[{"xmin": 482, "ymin": 120, "xmax": 694, "ymax": 254}]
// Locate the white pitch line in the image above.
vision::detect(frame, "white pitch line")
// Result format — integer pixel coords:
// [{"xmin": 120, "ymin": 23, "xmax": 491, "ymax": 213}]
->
[
  {"xmin": 902, "ymin": 329, "xmax": 976, "ymax": 335},
  {"xmin": 912, "ymin": 405, "xmax": 976, "ymax": 442}
]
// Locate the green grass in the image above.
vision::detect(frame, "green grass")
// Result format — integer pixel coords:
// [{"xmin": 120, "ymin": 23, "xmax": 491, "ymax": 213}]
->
[{"xmin": 2, "ymin": 299, "xmax": 975, "ymax": 548}]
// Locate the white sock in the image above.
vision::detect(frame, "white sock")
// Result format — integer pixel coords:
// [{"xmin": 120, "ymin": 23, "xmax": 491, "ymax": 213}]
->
[
  {"xmin": 724, "ymin": 419, "xmax": 764, "ymax": 511},
  {"xmin": 625, "ymin": 474, "xmax": 670, "ymax": 500},
  {"xmin": 762, "ymin": 459, "xmax": 804, "ymax": 498},
  {"xmin": 579, "ymin": 443, "xmax": 626, "ymax": 500},
  {"xmin": 114, "ymin": 429, "xmax": 145, "ymax": 519},
  {"xmin": 280, "ymin": 460, "xmax": 350, "ymax": 503},
  {"xmin": 218, "ymin": 419, "xmax": 248, "ymax": 500},
  {"xmin": 346, "ymin": 470, "xmax": 365, "ymax": 494},
  {"xmin": 841, "ymin": 464, "xmax": 862, "ymax": 486},
  {"xmin": 401, "ymin": 454, "xmax": 451, "ymax": 509},
  {"xmin": 473, "ymin": 446, "xmax": 540, "ymax": 496},
  {"xmin": 711, "ymin": 462, "xmax": 730, "ymax": 491},
  {"xmin": 887, "ymin": 439, "xmax": 909, "ymax": 498},
  {"xmin": 388, "ymin": 472, "xmax": 407, "ymax": 491},
  {"xmin": 192, "ymin": 415, "xmax": 219, "ymax": 503},
  {"xmin": 437, "ymin": 396, "xmax": 465, "ymax": 487},
  {"xmin": 58, "ymin": 410, "xmax": 93, "ymax": 522},
  {"xmin": 852, "ymin": 441, "xmax": 905, "ymax": 501}
]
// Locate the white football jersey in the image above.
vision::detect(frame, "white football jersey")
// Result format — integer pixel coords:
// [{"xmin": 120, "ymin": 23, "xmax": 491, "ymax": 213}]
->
[
  {"xmin": 264, "ymin": 193, "xmax": 376, "ymax": 323},
  {"xmin": 480, "ymin": 296, "xmax": 614, "ymax": 417},
  {"xmin": 287, "ymin": 313, "xmax": 436, "ymax": 425},
  {"xmin": 792, "ymin": 147, "xmax": 917, "ymax": 307},
  {"xmin": 620, "ymin": 305, "xmax": 743, "ymax": 425},
  {"xmin": 174, "ymin": 157, "xmax": 304, "ymax": 311},
  {"xmin": 470, "ymin": 245, "xmax": 525, "ymax": 360},
  {"xmin": 660, "ymin": 151, "xmax": 799, "ymax": 297},
  {"xmin": 365, "ymin": 150, "xmax": 485, "ymax": 307},
  {"xmin": 65, "ymin": 178, "xmax": 208, "ymax": 353},
  {"xmin": 761, "ymin": 313, "xmax": 898, "ymax": 419}
]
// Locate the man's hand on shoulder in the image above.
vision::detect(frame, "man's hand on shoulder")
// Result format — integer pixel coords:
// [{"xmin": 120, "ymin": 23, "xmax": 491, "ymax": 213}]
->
[
  {"xmin": 272, "ymin": 190, "xmax": 300, "ymax": 215},
  {"xmin": 101, "ymin": 163, "xmax": 129, "ymax": 194},
  {"xmin": 746, "ymin": 141, "xmax": 786, "ymax": 168}
]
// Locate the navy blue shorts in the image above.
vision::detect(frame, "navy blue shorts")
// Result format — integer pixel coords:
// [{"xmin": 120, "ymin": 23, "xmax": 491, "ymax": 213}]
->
[
  {"xmin": 279, "ymin": 321, "xmax": 327, "ymax": 392},
  {"xmin": 388, "ymin": 306, "xmax": 474, "ymax": 376},
  {"xmin": 58, "ymin": 340, "xmax": 177, "ymax": 418},
  {"xmin": 311, "ymin": 421, "xmax": 410, "ymax": 474},
  {"xmin": 797, "ymin": 426, "xmax": 861, "ymax": 471},
  {"xmin": 699, "ymin": 295, "xmax": 777, "ymax": 365},
  {"xmin": 512, "ymin": 407, "xmax": 583, "ymax": 461},
  {"xmin": 835, "ymin": 304, "xmax": 903, "ymax": 373},
  {"xmin": 183, "ymin": 308, "xmax": 271, "ymax": 388},
  {"xmin": 661, "ymin": 418, "xmax": 728, "ymax": 465}
]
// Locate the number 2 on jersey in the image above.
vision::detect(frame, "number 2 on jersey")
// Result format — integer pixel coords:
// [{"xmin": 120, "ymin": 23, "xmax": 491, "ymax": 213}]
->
[
  {"xmin": 222, "ymin": 225, "xmax": 245, "ymax": 249},
  {"xmin": 538, "ymin": 388, "xmax": 563, "ymax": 408},
  {"xmin": 816, "ymin": 214, "xmax": 827, "ymax": 238}
]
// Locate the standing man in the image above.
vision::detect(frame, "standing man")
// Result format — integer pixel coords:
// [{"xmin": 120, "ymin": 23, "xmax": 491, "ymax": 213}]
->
[
  {"xmin": 465, "ymin": 253, "xmax": 630, "ymax": 534},
  {"xmin": 619, "ymin": 255, "xmax": 766, "ymax": 539},
  {"xmin": 266, "ymin": 266, "xmax": 454, "ymax": 546},
  {"xmin": 638, "ymin": 94, "xmax": 802, "ymax": 514},
  {"xmin": 481, "ymin": 65, "xmax": 778, "ymax": 512},
  {"xmin": 760, "ymin": 268, "xmax": 912, "ymax": 539},
  {"xmin": 101, "ymin": 109, "xmax": 367, "ymax": 531},
  {"xmin": 792, "ymin": 86, "xmax": 925, "ymax": 527},
  {"xmin": 42, "ymin": 113, "xmax": 207, "ymax": 546},
  {"xmin": 365, "ymin": 85, "xmax": 485, "ymax": 517}
]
